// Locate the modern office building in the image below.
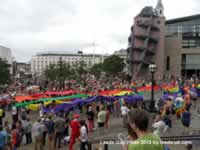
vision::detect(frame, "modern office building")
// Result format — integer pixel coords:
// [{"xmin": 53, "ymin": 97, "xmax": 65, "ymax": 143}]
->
[
  {"xmin": 165, "ymin": 14, "xmax": 200, "ymax": 78},
  {"xmin": 31, "ymin": 53, "xmax": 106, "ymax": 75},
  {"xmin": 127, "ymin": 0, "xmax": 200, "ymax": 79},
  {"xmin": 127, "ymin": 0, "xmax": 165, "ymax": 79},
  {"xmin": 0, "ymin": 45, "xmax": 13, "ymax": 74}
]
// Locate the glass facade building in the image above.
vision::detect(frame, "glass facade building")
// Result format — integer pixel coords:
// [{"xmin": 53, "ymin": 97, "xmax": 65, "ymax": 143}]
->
[
  {"xmin": 166, "ymin": 15, "xmax": 200, "ymax": 78},
  {"xmin": 166, "ymin": 15, "xmax": 200, "ymax": 48}
]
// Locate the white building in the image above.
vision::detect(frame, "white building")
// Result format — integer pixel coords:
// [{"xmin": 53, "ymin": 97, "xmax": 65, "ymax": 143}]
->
[
  {"xmin": 0, "ymin": 46, "xmax": 13, "ymax": 74},
  {"xmin": 114, "ymin": 49, "xmax": 127, "ymax": 60},
  {"xmin": 31, "ymin": 53, "xmax": 106, "ymax": 75}
]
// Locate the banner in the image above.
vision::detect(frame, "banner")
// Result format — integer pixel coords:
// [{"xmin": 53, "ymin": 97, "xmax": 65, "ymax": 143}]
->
[
  {"xmin": 40, "ymin": 95, "xmax": 144, "ymax": 113},
  {"xmin": 15, "ymin": 94, "xmax": 88, "ymax": 108}
]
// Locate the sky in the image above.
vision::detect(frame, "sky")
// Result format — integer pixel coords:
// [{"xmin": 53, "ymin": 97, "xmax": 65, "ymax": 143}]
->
[{"xmin": 0, "ymin": 0, "xmax": 199, "ymax": 62}]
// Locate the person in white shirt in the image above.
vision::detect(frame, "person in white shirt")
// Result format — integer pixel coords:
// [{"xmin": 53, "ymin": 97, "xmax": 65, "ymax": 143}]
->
[
  {"xmin": 79, "ymin": 120, "xmax": 88, "ymax": 150},
  {"xmin": 11, "ymin": 102, "xmax": 18, "ymax": 123},
  {"xmin": 32, "ymin": 119, "xmax": 45, "ymax": 150},
  {"xmin": 39, "ymin": 103, "xmax": 44, "ymax": 118},
  {"xmin": 152, "ymin": 115, "xmax": 167, "ymax": 137},
  {"xmin": 175, "ymin": 95, "xmax": 184, "ymax": 103},
  {"xmin": 120, "ymin": 104, "xmax": 129, "ymax": 127}
]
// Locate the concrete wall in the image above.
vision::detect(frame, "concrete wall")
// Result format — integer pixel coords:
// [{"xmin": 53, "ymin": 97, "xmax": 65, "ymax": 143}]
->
[
  {"xmin": 131, "ymin": 15, "xmax": 165, "ymax": 79},
  {"xmin": 164, "ymin": 36, "xmax": 182, "ymax": 78},
  {"xmin": 182, "ymin": 48, "xmax": 200, "ymax": 54},
  {"xmin": 155, "ymin": 16, "xmax": 165, "ymax": 80}
]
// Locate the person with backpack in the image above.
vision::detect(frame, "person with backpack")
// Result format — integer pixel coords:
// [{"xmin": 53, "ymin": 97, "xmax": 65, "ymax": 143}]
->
[{"xmin": 45, "ymin": 116, "xmax": 55, "ymax": 150}]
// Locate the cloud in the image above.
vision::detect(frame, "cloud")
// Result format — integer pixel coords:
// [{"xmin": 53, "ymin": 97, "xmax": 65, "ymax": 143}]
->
[{"xmin": 0, "ymin": 0, "xmax": 199, "ymax": 61}]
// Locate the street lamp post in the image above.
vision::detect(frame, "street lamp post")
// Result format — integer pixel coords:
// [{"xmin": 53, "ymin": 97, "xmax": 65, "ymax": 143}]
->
[{"xmin": 148, "ymin": 64, "xmax": 157, "ymax": 112}]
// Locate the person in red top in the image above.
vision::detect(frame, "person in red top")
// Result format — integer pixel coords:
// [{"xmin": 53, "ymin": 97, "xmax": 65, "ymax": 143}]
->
[
  {"xmin": 69, "ymin": 114, "xmax": 80, "ymax": 150},
  {"xmin": 11, "ymin": 124, "xmax": 17, "ymax": 150}
]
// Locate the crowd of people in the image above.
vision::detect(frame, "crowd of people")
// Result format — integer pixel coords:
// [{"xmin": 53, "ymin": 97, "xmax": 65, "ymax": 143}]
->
[{"xmin": 0, "ymin": 77, "xmax": 199, "ymax": 150}]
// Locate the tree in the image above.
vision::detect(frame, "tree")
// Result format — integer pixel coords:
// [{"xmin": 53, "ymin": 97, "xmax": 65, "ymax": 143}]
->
[
  {"xmin": 0, "ymin": 58, "xmax": 11, "ymax": 85},
  {"xmin": 90, "ymin": 63, "xmax": 103, "ymax": 78},
  {"xmin": 71, "ymin": 61, "xmax": 88, "ymax": 81},
  {"xmin": 102, "ymin": 55, "xmax": 125, "ymax": 76},
  {"xmin": 43, "ymin": 64, "xmax": 57, "ymax": 81},
  {"xmin": 44, "ymin": 57, "xmax": 79, "ymax": 89},
  {"xmin": 56, "ymin": 58, "xmax": 72, "ymax": 88}
]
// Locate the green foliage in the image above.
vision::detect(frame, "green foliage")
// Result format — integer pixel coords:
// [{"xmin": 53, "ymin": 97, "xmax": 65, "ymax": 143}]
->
[
  {"xmin": 44, "ymin": 55, "xmax": 125, "ymax": 82},
  {"xmin": 44, "ymin": 64, "xmax": 57, "ymax": 81},
  {"xmin": 102, "ymin": 55, "xmax": 125, "ymax": 75},
  {"xmin": 43, "ymin": 58, "xmax": 88, "ymax": 82},
  {"xmin": 56, "ymin": 58, "xmax": 71, "ymax": 82},
  {"xmin": 71, "ymin": 61, "xmax": 87, "ymax": 81},
  {"xmin": 89, "ymin": 55, "xmax": 125, "ymax": 78},
  {"xmin": 0, "ymin": 58, "xmax": 11, "ymax": 85},
  {"xmin": 90, "ymin": 63, "xmax": 103, "ymax": 78}
]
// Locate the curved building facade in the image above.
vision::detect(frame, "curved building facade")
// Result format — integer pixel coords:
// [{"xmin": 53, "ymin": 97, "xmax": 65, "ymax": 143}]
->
[{"xmin": 127, "ymin": 0, "xmax": 165, "ymax": 79}]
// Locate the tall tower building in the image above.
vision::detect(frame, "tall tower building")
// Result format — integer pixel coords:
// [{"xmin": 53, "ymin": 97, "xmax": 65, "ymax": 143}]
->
[
  {"xmin": 127, "ymin": 0, "xmax": 165, "ymax": 79},
  {"xmin": 156, "ymin": 0, "xmax": 164, "ymax": 17}
]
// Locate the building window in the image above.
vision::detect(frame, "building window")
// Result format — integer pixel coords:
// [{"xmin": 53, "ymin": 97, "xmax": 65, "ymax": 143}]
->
[{"xmin": 166, "ymin": 56, "xmax": 170, "ymax": 71}]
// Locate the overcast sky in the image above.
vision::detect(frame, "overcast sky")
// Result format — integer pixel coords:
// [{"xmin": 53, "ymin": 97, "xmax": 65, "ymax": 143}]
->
[{"xmin": 0, "ymin": 0, "xmax": 199, "ymax": 62}]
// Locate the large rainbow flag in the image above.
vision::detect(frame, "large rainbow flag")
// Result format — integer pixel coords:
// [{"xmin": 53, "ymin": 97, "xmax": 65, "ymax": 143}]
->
[
  {"xmin": 175, "ymin": 100, "xmax": 185, "ymax": 114},
  {"xmin": 162, "ymin": 85, "xmax": 180, "ymax": 94}
]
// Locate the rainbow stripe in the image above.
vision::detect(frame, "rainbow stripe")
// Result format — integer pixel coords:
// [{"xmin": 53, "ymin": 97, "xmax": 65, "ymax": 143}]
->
[
  {"xmin": 130, "ymin": 82, "xmax": 137, "ymax": 88},
  {"xmin": 166, "ymin": 86, "xmax": 180, "ymax": 94},
  {"xmin": 118, "ymin": 98, "xmax": 125, "ymax": 106}
]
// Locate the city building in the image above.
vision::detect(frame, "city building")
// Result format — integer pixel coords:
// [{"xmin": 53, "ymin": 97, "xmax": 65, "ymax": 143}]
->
[
  {"xmin": 114, "ymin": 49, "xmax": 128, "ymax": 72},
  {"xmin": 0, "ymin": 45, "xmax": 13, "ymax": 74},
  {"xmin": 31, "ymin": 53, "xmax": 106, "ymax": 75},
  {"xmin": 13, "ymin": 62, "xmax": 32, "ymax": 81},
  {"xmin": 114, "ymin": 49, "xmax": 127, "ymax": 60},
  {"xmin": 165, "ymin": 14, "xmax": 200, "ymax": 78},
  {"xmin": 127, "ymin": 0, "xmax": 165, "ymax": 79}
]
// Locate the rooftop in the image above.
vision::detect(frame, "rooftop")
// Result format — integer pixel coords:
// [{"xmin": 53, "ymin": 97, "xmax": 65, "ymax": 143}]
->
[
  {"xmin": 166, "ymin": 14, "xmax": 200, "ymax": 24},
  {"xmin": 35, "ymin": 53, "xmax": 106, "ymax": 57}
]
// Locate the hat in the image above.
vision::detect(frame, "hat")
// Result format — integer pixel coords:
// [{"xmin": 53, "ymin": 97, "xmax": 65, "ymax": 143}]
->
[{"xmin": 73, "ymin": 114, "xmax": 80, "ymax": 119}]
